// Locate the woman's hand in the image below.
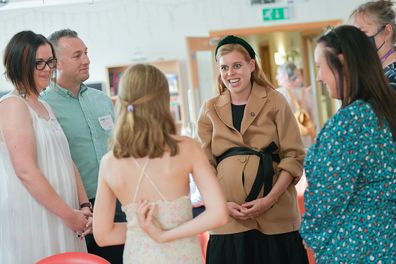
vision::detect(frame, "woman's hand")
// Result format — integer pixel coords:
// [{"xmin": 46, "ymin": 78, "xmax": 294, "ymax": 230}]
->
[
  {"xmin": 136, "ymin": 200, "xmax": 165, "ymax": 243},
  {"xmin": 80, "ymin": 216, "xmax": 93, "ymax": 239},
  {"xmin": 63, "ymin": 209, "xmax": 89, "ymax": 235},
  {"xmin": 227, "ymin": 202, "xmax": 250, "ymax": 220},
  {"xmin": 79, "ymin": 207, "xmax": 93, "ymax": 238},
  {"xmin": 241, "ymin": 196, "xmax": 275, "ymax": 219},
  {"xmin": 81, "ymin": 206, "xmax": 93, "ymax": 218}
]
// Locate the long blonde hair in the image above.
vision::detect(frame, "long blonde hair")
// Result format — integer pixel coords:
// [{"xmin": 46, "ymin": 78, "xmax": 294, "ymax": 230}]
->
[
  {"xmin": 111, "ymin": 64, "xmax": 178, "ymax": 159},
  {"xmin": 215, "ymin": 43, "xmax": 274, "ymax": 94}
]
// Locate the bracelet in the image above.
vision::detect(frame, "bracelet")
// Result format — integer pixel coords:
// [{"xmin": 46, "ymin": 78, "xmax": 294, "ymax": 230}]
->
[{"xmin": 80, "ymin": 202, "xmax": 92, "ymax": 210}]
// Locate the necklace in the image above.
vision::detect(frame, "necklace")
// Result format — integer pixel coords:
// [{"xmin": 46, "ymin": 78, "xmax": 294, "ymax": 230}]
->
[{"xmin": 380, "ymin": 48, "xmax": 395, "ymax": 64}]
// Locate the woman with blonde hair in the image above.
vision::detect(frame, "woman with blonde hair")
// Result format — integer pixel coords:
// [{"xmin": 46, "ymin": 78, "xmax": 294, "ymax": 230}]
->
[
  {"xmin": 93, "ymin": 64, "xmax": 228, "ymax": 263},
  {"xmin": 351, "ymin": 0, "xmax": 396, "ymax": 90}
]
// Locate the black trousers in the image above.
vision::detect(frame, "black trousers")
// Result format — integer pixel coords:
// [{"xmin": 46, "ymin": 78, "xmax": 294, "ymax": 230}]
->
[{"xmin": 87, "ymin": 198, "xmax": 126, "ymax": 264}]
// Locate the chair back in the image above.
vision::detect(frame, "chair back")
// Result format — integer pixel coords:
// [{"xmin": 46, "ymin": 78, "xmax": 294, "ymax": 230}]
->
[{"xmin": 36, "ymin": 252, "xmax": 110, "ymax": 264}]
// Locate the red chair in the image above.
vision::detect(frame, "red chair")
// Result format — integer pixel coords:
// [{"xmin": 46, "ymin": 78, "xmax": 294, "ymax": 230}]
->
[
  {"xmin": 36, "ymin": 252, "xmax": 110, "ymax": 264},
  {"xmin": 198, "ymin": 231, "xmax": 209, "ymax": 261},
  {"xmin": 296, "ymin": 174, "xmax": 315, "ymax": 264}
]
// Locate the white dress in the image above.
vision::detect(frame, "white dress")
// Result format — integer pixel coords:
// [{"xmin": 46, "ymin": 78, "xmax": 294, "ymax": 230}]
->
[{"xmin": 0, "ymin": 93, "xmax": 86, "ymax": 263}]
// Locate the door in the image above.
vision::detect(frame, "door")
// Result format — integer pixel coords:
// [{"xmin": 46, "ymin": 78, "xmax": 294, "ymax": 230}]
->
[
  {"xmin": 302, "ymin": 32, "xmax": 340, "ymax": 129},
  {"xmin": 186, "ymin": 37, "xmax": 218, "ymax": 123}
]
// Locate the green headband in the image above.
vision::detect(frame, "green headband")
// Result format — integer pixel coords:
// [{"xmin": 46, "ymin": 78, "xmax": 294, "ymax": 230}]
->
[{"xmin": 215, "ymin": 35, "xmax": 256, "ymax": 60}]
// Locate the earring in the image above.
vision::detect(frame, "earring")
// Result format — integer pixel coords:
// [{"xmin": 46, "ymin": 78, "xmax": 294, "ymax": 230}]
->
[{"xmin": 18, "ymin": 88, "xmax": 26, "ymax": 99}]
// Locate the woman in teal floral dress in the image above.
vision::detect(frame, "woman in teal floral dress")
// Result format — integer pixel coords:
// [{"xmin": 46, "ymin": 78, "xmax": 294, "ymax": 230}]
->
[{"xmin": 300, "ymin": 25, "xmax": 396, "ymax": 263}]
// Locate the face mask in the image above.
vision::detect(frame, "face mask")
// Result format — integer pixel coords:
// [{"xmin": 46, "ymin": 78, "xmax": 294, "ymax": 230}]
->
[{"xmin": 368, "ymin": 26, "xmax": 385, "ymax": 50}]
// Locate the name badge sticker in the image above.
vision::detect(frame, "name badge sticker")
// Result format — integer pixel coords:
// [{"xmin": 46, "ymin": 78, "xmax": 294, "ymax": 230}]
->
[{"xmin": 98, "ymin": 115, "xmax": 114, "ymax": 131}]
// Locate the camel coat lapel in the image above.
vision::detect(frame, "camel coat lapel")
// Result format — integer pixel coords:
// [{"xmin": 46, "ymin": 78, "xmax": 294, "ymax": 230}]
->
[
  {"xmin": 214, "ymin": 91, "xmax": 234, "ymax": 130},
  {"xmin": 240, "ymin": 83, "xmax": 268, "ymax": 135},
  {"xmin": 214, "ymin": 83, "xmax": 268, "ymax": 134}
]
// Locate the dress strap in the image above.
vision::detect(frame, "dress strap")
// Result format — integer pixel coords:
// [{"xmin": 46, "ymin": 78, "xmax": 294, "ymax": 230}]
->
[
  {"xmin": 131, "ymin": 158, "xmax": 167, "ymax": 202},
  {"xmin": 0, "ymin": 93, "xmax": 35, "ymax": 116},
  {"xmin": 40, "ymin": 100, "xmax": 56, "ymax": 120},
  {"xmin": 132, "ymin": 158, "xmax": 149, "ymax": 203},
  {"xmin": 0, "ymin": 92, "xmax": 24, "ymax": 104}
]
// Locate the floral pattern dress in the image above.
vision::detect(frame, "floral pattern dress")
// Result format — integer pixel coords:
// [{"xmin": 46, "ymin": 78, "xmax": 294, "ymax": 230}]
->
[{"xmin": 300, "ymin": 100, "xmax": 396, "ymax": 263}]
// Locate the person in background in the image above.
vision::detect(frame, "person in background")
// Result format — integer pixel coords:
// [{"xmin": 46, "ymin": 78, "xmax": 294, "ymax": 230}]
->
[
  {"xmin": 351, "ymin": 0, "xmax": 396, "ymax": 91},
  {"xmin": 276, "ymin": 62, "xmax": 316, "ymax": 147},
  {"xmin": 92, "ymin": 63, "xmax": 228, "ymax": 263},
  {"xmin": 197, "ymin": 35, "xmax": 308, "ymax": 264},
  {"xmin": 300, "ymin": 25, "xmax": 396, "ymax": 263},
  {"xmin": 41, "ymin": 29, "xmax": 126, "ymax": 263},
  {"xmin": 0, "ymin": 30, "xmax": 89, "ymax": 263}
]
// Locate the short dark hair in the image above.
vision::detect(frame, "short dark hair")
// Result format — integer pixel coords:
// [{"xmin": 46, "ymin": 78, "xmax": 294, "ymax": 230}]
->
[
  {"xmin": 318, "ymin": 25, "xmax": 396, "ymax": 139},
  {"xmin": 48, "ymin": 29, "xmax": 78, "ymax": 49},
  {"xmin": 3, "ymin": 30, "xmax": 55, "ymax": 96}
]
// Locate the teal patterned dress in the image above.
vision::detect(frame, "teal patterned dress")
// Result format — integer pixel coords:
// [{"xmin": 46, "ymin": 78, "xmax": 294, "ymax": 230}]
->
[{"xmin": 300, "ymin": 100, "xmax": 396, "ymax": 263}]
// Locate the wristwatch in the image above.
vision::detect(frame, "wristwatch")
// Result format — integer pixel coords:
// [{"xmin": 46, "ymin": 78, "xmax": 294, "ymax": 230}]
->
[{"xmin": 80, "ymin": 202, "xmax": 93, "ymax": 212}]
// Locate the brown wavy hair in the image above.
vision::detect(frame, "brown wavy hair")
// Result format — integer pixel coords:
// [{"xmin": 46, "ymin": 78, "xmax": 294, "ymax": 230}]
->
[
  {"xmin": 215, "ymin": 43, "xmax": 274, "ymax": 94},
  {"xmin": 111, "ymin": 64, "xmax": 178, "ymax": 159}
]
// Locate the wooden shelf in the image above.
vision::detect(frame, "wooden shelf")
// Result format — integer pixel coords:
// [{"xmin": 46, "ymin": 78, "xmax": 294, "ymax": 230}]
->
[{"xmin": 105, "ymin": 60, "xmax": 186, "ymax": 131}]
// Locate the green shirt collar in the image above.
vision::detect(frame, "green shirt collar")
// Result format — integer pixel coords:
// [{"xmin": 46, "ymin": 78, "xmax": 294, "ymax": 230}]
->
[{"xmin": 50, "ymin": 82, "xmax": 88, "ymax": 98}]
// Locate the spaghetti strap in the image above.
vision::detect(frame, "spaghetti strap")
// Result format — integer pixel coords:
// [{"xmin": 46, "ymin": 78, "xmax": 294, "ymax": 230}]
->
[
  {"xmin": 1, "ymin": 92, "xmax": 52, "ymax": 121},
  {"xmin": 0, "ymin": 92, "xmax": 24, "ymax": 103},
  {"xmin": 132, "ymin": 158, "xmax": 149, "ymax": 203},
  {"xmin": 131, "ymin": 158, "xmax": 168, "ymax": 202}
]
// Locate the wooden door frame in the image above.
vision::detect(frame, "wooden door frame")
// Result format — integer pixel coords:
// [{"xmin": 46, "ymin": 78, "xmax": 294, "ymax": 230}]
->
[
  {"xmin": 186, "ymin": 37, "xmax": 217, "ymax": 90},
  {"xmin": 208, "ymin": 20, "xmax": 342, "ymax": 37}
]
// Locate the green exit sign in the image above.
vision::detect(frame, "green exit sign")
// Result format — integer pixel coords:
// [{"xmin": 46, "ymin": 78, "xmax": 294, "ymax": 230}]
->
[{"xmin": 262, "ymin": 7, "xmax": 290, "ymax": 21}]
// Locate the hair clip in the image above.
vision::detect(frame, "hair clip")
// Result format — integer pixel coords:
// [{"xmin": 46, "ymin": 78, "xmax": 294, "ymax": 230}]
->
[{"xmin": 127, "ymin": 105, "xmax": 134, "ymax": 112}]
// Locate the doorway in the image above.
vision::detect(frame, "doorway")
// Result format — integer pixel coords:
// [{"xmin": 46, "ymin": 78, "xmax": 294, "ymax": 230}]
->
[{"xmin": 186, "ymin": 19, "xmax": 341, "ymax": 129}]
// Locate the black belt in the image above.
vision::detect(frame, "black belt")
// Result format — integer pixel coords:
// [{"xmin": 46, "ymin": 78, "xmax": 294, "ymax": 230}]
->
[{"xmin": 215, "ymin": 142, "xmax": 280, "ymax": 202}]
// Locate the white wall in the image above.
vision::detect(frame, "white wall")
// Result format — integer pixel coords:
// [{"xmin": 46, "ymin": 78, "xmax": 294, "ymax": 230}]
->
[{"xmin": 0, "ymin": 0, "xmax": 367, "ymax": 92}]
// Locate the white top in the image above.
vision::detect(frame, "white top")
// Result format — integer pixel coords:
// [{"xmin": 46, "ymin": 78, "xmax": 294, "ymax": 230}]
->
[{"xmin": 0, "ymin": 93, "xmax": 86, "ymax": 263}]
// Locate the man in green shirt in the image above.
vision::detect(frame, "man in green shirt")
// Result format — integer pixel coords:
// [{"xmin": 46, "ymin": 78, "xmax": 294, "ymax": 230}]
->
[{"xmin": 41, "ymin": 29, "xmax": 125, "ymax": 263}]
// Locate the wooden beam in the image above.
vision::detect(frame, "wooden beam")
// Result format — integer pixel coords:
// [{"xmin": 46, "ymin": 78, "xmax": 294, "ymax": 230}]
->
[{"xmin": 209, "ymin": 19, "xmax": 342, "ymax": 37}]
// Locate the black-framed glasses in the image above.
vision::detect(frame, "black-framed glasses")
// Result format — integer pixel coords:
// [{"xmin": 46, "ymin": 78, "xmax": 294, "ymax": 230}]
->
[{"xmin": 35, "ymin": 58, "xmax": 57, "ymax": 71}]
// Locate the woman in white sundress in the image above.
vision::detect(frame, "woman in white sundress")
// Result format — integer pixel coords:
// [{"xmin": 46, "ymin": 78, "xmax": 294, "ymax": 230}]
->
[
  {"xmin": 0, "ymin": 31, "xmax": 90, "ymax": 263},
  {"xmin": 93, "ymin": 64, "xmax": 228, "ymax": 264}
]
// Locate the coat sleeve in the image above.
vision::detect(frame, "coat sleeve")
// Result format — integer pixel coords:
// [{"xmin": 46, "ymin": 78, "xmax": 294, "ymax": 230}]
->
[
  {"xmin": 273, "ymin": 94, "xmax": 306, "ymax": 182},
  {"xmin": 197, "ymin": 101, "xmax": 217, "ymax": 170}
]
